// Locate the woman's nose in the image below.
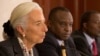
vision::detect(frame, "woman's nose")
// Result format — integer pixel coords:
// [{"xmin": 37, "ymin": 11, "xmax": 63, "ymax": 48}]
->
[{"xmin": 44, "ymin": 24, "xmax": 48, "ymax": 32}]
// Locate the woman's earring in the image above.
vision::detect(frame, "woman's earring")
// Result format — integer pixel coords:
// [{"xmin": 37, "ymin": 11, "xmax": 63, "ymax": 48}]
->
[{"xmin": 23, "ymin": 34, "xmax": 25, "ymax": 37}]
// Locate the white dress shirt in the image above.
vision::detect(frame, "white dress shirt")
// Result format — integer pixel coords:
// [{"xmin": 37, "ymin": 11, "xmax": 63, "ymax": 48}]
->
[
  {"xmin": 57, "ymin": 39, "xmax": 64, "ymax": 46},
  {"xmin": 83, "ymin": 32, "xmax": 95, "ymax": 51}
]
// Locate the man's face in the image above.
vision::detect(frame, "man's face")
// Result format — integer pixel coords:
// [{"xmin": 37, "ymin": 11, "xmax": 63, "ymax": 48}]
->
[
  {"xmin": 84, "ymin": 13, "xmax": 100, "ymax": 37},
  {"xmin": 50, "ymin": 11, "xmax": 73, "ymax": 40},
  {"xmin": 24, "ymin": 9, "xmax": 48, "ymax": 44}
]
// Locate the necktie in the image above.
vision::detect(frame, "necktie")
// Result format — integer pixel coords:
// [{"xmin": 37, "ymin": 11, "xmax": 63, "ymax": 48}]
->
[
  {"xmin": 92, "ymin": 41, "xmax": 98, "ymax": 56},
  {"xmin": 61, "ymin": 41, "xmax": 67, "ymax": 56}
]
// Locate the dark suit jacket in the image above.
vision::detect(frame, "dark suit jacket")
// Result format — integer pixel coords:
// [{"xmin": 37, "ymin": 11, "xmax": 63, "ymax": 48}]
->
[
  {"xmin": 36, "ymin": 31, "xmax": 81, "ymax": 56},
  {"xmin": 71, "ymin": 30, "xmax": 100, "ymax": 56},
  {"xmin": 0, "ymin": 37, "xmax": 39, "ymax": 56}
]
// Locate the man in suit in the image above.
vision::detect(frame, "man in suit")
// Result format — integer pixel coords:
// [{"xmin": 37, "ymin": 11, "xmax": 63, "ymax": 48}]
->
[
  {"xmin": 71, "ymin": 11, "xmax": 100, "ymax": 56},
  {"xmin": 36, "ymin": 7, "xmax": 81, "ymax": 56},
  {"xmin": 0, "ymin": 2, "xmax": 48, "ymax": 56}
]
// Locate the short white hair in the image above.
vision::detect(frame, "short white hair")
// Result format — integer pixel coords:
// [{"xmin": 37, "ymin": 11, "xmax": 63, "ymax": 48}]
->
[{"xmin": 9, "ymin": 2, "xmax": 42, "ymax": 29}]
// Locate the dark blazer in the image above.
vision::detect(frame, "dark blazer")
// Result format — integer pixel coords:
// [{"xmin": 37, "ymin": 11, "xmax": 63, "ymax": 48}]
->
[
  {"xmin": 0, "ymin": 37, "xmax": 39, "ymax": 56},
  {"xmin": 71, "ymin": 30, "xmax": 100, "ymax": 56},
  {"xmin": 36, "ymin": 31, "xmax": 81, "ymax": 56}
]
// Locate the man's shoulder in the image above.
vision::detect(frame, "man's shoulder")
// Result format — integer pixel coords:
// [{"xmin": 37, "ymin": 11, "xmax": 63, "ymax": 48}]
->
[
  {"xmin": 71, "ymin": 30, "xmax": 85, "ymax": 39},
  {"xmin": 44, "ymin": 31, "xmax": 59, "ymax": 45},
  {"xmin": 71, "ymin": 30, "xmax": 82, "ymax": 35}
]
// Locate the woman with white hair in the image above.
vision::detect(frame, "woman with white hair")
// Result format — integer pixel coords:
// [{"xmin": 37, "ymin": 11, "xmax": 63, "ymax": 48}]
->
[{"xmin": 0, "ymin": 2, "xmax": 48, "ymax": 56}]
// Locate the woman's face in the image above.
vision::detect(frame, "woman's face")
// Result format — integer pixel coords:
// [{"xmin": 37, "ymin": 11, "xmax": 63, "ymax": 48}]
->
[{"xmin": 23, "ymin": 9, "xmax": 48, "ymax": 45}]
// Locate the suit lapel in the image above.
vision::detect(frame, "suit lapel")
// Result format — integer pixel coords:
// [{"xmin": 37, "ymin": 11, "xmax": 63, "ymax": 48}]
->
[
  {"xmin": 96, "ymin": 37, "xmax": 100, "ymax": 56},
  {"xmin": 10, "ymin": 37, "xmax": 24, "ymax": 56},
  {"xmin": 79, "ymin": 32, "xmax": 92, "ymax": 55},
  {"xmin": 33, "ymin": 48, "xmax": 39, "ymax": 56}
]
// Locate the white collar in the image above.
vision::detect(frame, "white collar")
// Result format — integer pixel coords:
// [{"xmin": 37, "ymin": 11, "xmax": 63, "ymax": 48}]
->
[{"xmin": 57, "ymin": 39, "xmax": 64, "ymax": 46}]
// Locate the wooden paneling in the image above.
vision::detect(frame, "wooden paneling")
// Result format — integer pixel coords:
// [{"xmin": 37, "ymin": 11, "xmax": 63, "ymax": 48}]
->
[
  {"xmin": 34, "ymin": 0, "xmax": 50, "ymax": 20},
  {"xmin": 33, "ymin": 0, "xmax": 100, "ymax": 31},
  {"xmin": 86, "ymin": 0, "xmax": 100, "ymax": 11}
]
